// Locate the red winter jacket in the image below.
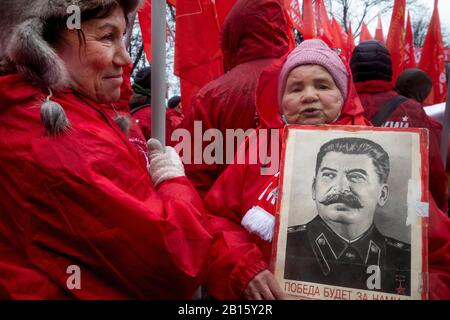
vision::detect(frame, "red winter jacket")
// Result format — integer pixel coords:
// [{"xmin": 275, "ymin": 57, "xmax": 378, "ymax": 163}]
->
[
  {"xmin": 356, "ymin": 80, "xmax": 448, "ymax": 213},
  {"xmin": 131, "ymin": 105, "xmax": 183, "ymax": 147},
  {"xmin": 203, "ymin": 60, "xmax": 450, "ymax": 300},
  {"xmin": 0, "ymin": 74, "xmax": 212, "ymax": 299},
  {"xmin": 182, "ymin": 0, "xmax": 291, "ymax": 197}
]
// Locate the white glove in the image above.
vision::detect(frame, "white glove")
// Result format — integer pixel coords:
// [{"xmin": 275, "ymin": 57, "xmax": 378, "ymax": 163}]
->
[{"xmin": 147, "ymin": 138, "xmax": 185, "ymax": 186}]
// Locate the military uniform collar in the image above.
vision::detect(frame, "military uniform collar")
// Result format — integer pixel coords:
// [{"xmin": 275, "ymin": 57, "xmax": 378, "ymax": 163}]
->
[{"xmin": 309, "ymin": 215, "xmax": 384, "ymax": 264}]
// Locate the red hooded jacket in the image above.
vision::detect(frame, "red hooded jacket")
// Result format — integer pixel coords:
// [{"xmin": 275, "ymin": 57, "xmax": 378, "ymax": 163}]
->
[
  {"xmin": 182, "ymin": 0, "xmax": 291, "ymax": 197},
  {"xmin": 0, "ymin": 74, "xmax": 212, "ymax": 299},
  {"xmin": 203, "ymin": 59, "xmax": 450, "ymax": 300},
  {"xmin": 356, "ymin": 80, "xmax": 448, "ymax": 213}
]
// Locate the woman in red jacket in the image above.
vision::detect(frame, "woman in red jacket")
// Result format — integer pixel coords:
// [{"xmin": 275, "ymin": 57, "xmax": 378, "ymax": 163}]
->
[
  {"xmin": 204, "ymin": 39, "xmax": 450, "ymax": 300},
  {"xmin": 0, "ymin": 0, "xmax": 211, "ymax": 299}
]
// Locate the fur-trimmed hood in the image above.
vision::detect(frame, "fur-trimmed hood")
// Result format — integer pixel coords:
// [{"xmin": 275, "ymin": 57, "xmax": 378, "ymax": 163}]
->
[
  {"xmin": 0, "ymin": 0, "xmax": 141, "ymax": 89},
  {"xmin": 0, "ymin": 0, "xmax": 141, "ymax": 136}
]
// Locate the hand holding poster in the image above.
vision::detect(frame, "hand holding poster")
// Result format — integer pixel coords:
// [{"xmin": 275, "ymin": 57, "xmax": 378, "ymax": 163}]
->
[{"xmin": 272, "ymin": 126, "xmax": 428, "ymax": 300}]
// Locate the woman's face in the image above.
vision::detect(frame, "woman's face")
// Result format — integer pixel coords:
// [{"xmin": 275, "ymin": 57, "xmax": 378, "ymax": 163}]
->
[
  {"xmin": 281, "ymin": 65, "xmax": 344, "ymax": 125},
  {"xmin": 56, "ymin": 6, "xmax": 131, "ymax": 103}
]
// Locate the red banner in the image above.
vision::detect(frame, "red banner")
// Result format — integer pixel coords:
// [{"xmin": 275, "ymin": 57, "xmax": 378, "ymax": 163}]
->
[
  {"xmin": 359, "ymin": 22, "xmax": 372, "ymax": 42},
  {"xmin": 419, "ymin": 0, "xmax": 446, "ymax": 104},
  {"xmin": 175, "ymin": 0, "xmax": 224, "ymax": 118},
  {"xmin": 138, "ymin": 0, "xmax": 152, "ymax": 63},
  {"xmin": 386, "ymin": 0, "xmax": 406, "ymax": 83},
  {"xmin": 288, "ymin": 0, "xmax": 304, "ymax": 34},
  {"xmin": 403, "ymin": 11, "xmax": 416, "ymax": 69},
  {"xmin": 374, "ymin": 13, "xmax": 385, "ymax": 43},
  {"xmin": 315, "ymin": 0, "xmax": 333, "ymax": 47},
  {"xmin": 331, "ymin": 17, "xmax": 349, "ymax": 62},
  {"xmin": 302, "ymin": 0, "xmax": 316, "ymax": 39},
  {"xmin": 347, "ymin": 25, "xmax": 355, "ymax": 60}
]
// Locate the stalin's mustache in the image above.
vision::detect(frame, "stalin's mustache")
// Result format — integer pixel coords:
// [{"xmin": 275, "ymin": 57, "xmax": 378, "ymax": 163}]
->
[{"xmin": 319, "ymin": 192, "xmax": 363, "ymax": 209}]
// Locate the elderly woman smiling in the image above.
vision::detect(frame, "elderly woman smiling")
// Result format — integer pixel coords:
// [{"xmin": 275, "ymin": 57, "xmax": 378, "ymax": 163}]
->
[{"xmin": 0, "ymin": 0, "xmax": 211, "ymax": 299}]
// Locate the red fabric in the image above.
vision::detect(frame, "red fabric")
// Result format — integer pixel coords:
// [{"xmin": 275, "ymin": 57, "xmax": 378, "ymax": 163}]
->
[
  {"xmin": 347, "ymin": 25, "xmax": 356, "ymax": 61},
  {"xmin": 331, "ymin": 18, "xmax": 349, "ymax": 62},
  {"xmin": 138, "ymin": 0, "xmax": 152, "ymax": 63},
  {"xmin": 131, "ymin": 105, "xmax": 152, "ymax": 142},
  {"xmin": 315, "ymin": 0, "xmax": 333, "ymax": 47},
  {"xmin": 375, "ymin": 13, "xmax": 385, "ymax": 43},
  {"xmin": 355, "ymin": 80, "xmax": 448, "ymax": 213},
  {"xmin": 403, "ymin": 11, "xmax": 416, "ymax": 69},
  {"xmin": 302, "ymin": 0, "xmax": 315, "ymax": 40},
  {"xmin": 386, "ymin": 0, "xmax": 406, "ymax": 83},
  {"xmin": 283, "ymin": 8, "xmax": 297, "ymax": 51},
  {"xmin": 0, "ymin": 74, "xmax": 212, "ymax": 299},
  {"xmin": 131, "ymin": 105, "xmax": 183, "ymax": 147},
  {"xmin": 427, "ymin": 196, "xmax": 450, "ymax": 299},
  {"xmin": 359, "ymin": 22, "xmax": 373, "ymax": 43},
  {"xmin": 286, "ymin": 0, "xmax": 303, "ymax": 34},
  {"xmin": 182, "ymin": 0, "xmax": 290, "ymax": 198},
  {"xmin": 203, "ymin": 55, "xmax": 370, "ymax": 299},
  {"xmin": 175, "ymin": 0, "xmax": 224, "ymax": 119},
  {"xmin": 418, "ymin": 0, "xmax": 447, "ymax": 104},
  {"xmin": 215, "ymin": 0, "xmax": 238, "ymax": 27},
  {"xmin": 166, "ymin": 108, "xmax": 184, "ymax": 133}
]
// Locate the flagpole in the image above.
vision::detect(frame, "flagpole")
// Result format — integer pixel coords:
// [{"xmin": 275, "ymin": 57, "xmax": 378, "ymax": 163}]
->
[
  {"xmin": 440, "ymin": 80, "xmax": 450, "ymax": 168},
  {"xmin": 151, "ymin": 0, "xmax": 166, "ymax": 145}
]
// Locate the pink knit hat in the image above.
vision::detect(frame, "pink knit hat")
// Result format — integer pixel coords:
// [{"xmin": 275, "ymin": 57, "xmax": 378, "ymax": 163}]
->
[{"xmin": 278, "ymin": 39, "xmax": 348, "ymax": 107}]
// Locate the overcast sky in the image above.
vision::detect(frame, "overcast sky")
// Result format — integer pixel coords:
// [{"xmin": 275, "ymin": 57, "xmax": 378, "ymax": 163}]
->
[
  {"xmin": 363, "ymin": 0, "xmax": 450, "ymax": 44},
  {"xmin": 419, "ymin": 0, "xmax": 450, "ymax": 30}
]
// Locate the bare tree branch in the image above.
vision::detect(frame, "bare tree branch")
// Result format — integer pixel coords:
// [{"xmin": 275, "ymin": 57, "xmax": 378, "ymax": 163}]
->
[{"xmin": 327, "ymin": 0, "xmax": 419, "ymax": 42}]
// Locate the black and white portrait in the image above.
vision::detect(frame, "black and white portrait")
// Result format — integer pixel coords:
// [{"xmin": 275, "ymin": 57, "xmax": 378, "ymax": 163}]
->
[{"xmin": 273, "ymin": 127, "xmax": 426, "ymax": 300}]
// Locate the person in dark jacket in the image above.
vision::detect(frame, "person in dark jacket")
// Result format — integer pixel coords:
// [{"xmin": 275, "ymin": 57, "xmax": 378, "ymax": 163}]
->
[
  {"xmin": 395, "ymin": 68, "xmax": 433, "ymax": 104},
  {"xmin": 130, "ymin": 66, "xmax": 151, "ymax": 111},
  {"xmin": 182, "ymin": 0, "xmax": 291, "ymax": 197},
  {"xmin": 350, "ymin": 40, "xmax": 448, "ymax": 213}
]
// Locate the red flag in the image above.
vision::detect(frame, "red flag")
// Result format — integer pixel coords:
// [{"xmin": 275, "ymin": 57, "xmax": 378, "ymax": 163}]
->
[
  {"xmin": 335, "ymin": 19, "xmax": 348, "ymax": 46},
  {"xmin": 287, "ymin": 0, "xmax": 304, "ymax": 34},
  {"xmin": 386, "ymin": 0, "xmax": 406, "ymax": 83},
  {"xmin": 347, "ymin": 24, "xmax": 355, "ymax": 60},
  {"xmin": 330, "ymin": 18, "xmax": 343, "ymax": 49},
  {"xmin": 302, "ymin": 0, "xmax": 315, "ymax": 39},
  {"xmin": 419, "ymin": 0, "xmax": 447, "ymax": 104},
  {"xmin": 331, "ymin": 17, "xmax": 348, "ymax": 61},
  {"xmin": 375, "ymin": 13, "xmax": 385, "ymax": 43},
  {"xmin": 138, "ymin": 0, "xmax": 152, "ymax": 63},
  {"xmin": 175, "ymin": 0, "xmax": 224, "ymax": 118},
  {"xmin": 359, "ymin": 22, "xmax": 372, "ymax": 42},
  {"xmin": 403, "ymin": 11, "xmax": 416, "ymax": 69},
  {"xmin": 315, "ymin": 0, "xmax": 333, "ymax": 47}
]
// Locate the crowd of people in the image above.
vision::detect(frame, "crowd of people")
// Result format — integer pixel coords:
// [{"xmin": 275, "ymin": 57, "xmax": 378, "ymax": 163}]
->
[{"xmin": 0, "ymin": 0, "xmax": 449, "ymax": 300}]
